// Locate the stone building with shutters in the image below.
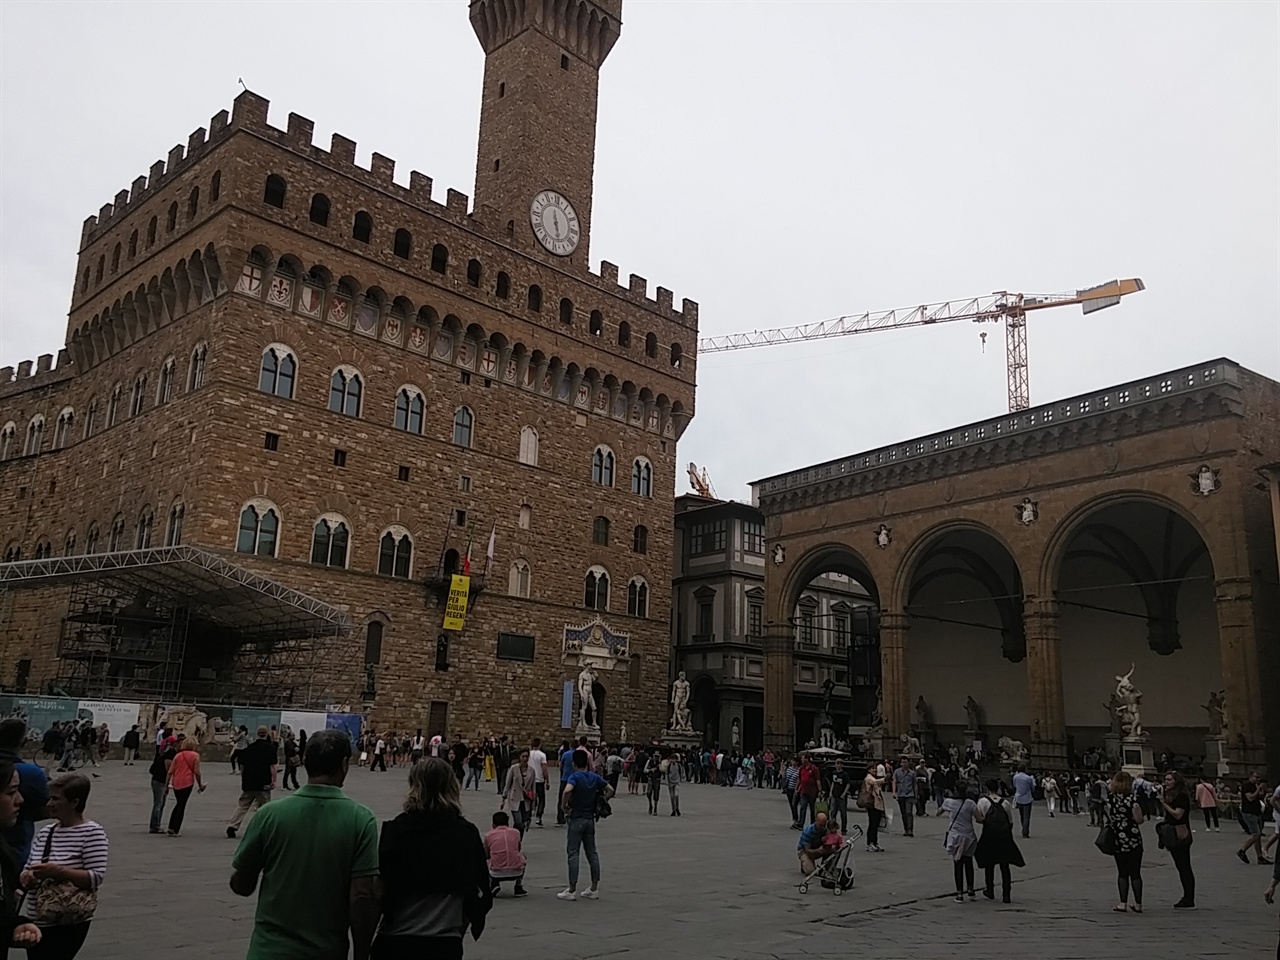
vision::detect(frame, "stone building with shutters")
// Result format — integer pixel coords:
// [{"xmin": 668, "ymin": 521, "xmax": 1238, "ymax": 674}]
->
[{"xmin": 0, "ymin": 0, "xmax": 696, "ymax": 743}]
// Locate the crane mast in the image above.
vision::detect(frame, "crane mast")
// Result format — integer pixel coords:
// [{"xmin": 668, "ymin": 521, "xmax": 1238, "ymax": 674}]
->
[{"xmin": 697, "ymin": 279, "xmax": 1145, "ymax": 411}]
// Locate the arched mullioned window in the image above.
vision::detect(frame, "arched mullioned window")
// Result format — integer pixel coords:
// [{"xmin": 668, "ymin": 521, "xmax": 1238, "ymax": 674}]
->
[
  {"xmin": 108, "ymin": 514, "xmax": 125, "ymax": 552},
  {"xmin": 591, "ymin": 446, "xmax": 615, "ymax": 486},
  {"xmin": 23, "ymin": 416, "xmax": 44, "ymax": 456},
  {"xmin": 130, "ymin": 375, "xmax": 148, "ymax": 417},
  {"xmin": 188, "ymin": 344, "xmax": 208, "ymax": 391},
  {"xmin": 263, "ymin": 174, "xmax": 287, "ymax": 209},
  {"xmin": 85, "ymin": 523, "xmax": 100, "ymax": 554},
  {"xmin": 430, "ymin": 244, "xmax": 448, "ymax": 274},
  {"xmin": 2, "ymin": 543, "xmax": 20, "ymax": 563},
  {"xmin": 0, "ymin": 423, "xmax": 13, "ymax": 461},
  {"xmin": 394, "ymin": 387, "xmax": 425, "ymax": 434},
  {"xmin": 328, "ymin": 367, "xmax": 363, "ymax": 417},
  {"xmin": 527, "ymin": 285, "xmax": 542, "ymax": 312},
  {"xmin": 394, "ymin": 229, "xmax": 412, "ymax": 259},
  {"xmin": 259, "ymin": 345, "xmax": 297, "ymax": 399},
  {"xmin": 236, "ymin": 501, "xmax": 280, "ymax": 556},
  {"xmin": 518, "ymin": 426, "xmax": 538, "ymax": 466},
  {"xmin": 157, "ymin": 357, "xmax": 176, "ymax": 405},
  {"xmin": 52, "ymin": 408, "xmax": 74, "ymax": 450},
  {"xmin": 82, "ymin": 401, "xmax": 97, "ymax": 440},
  {"xmin": 210, "ymin": 170, "xmax": 221, "ymax": 202},
  {"xmin": 583, "ymin": 565, "xmax": 610, "ymax": 611},
  {"xmin": 310, "ymin": 516, "xmax": 350, "ymax": 568},
  {"xmin": 378, "ymin": 527, "xmax": 413, "ymax": 578},
  {"xmin": 453, "ymin": 407, "xmax": 474, "ymax": 447},
  {"xmin": 627, "ymin": 577, "xmax": 649, "ymax": 618},
  {"xmin": 508, "ymin": 559, "xmax": 531, "ymax": 598},
  {"xmin": 631, "ymin": 458, "xmax": 653, "ymax": 498},
  {"xmin": 136, "ymin": 506, "xmax": 154, "ymax": 549},
  {"xmin": 166, "ymin": 500, "xmax": 185, "ymax": 546},
  {"xmin": 353, "ymin": 211, "xmax": 372, "ymax": 243},
  {"xmin": 33, "ymin": 540, "xmax": 51, "ymax": 561},
  {"xmin": 310, "ymin": 193, "xmax": 330, "ymax": 226},
  {"xmin": 63, "ymin": 530, "xmax": 77, "ymax": 556},
  {"xmin": 107, "ymin": 384, "xmax": 122, "ymax": 427},
  {"xmin": 187, "ymin": 185, "xmax": 200, "ymax": 219}
]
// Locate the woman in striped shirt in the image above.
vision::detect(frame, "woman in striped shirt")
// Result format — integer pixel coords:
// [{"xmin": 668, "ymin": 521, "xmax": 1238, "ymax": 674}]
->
[{"xmin": 20, "ymin": 773, "xmax": 108, "ymax": 960}]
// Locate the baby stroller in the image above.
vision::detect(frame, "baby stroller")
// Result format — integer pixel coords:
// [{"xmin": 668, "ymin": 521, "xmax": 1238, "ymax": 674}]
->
[{"xmin": 798, "ymin": 823, "xmax": 862, "ymax": 895}]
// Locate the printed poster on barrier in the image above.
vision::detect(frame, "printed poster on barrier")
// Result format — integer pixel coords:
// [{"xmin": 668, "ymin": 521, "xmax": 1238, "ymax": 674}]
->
[
  {"xmin": 77, "ymin": 700, "xmax": 144, "ymax": 738},
  {"xmin": 279, "ymin": 711, "xmax": 329, "ymax": 740},
  {"xmin": 326, "ymin": 713, "xmax": 364, "ymax": 742},
  {"xmin": 442, "ymin": 574, "xmax": 470, "ymax": 631},
  {"xmin": 11, "ymin": 697, "xmax": 79, "ymax": 737}
]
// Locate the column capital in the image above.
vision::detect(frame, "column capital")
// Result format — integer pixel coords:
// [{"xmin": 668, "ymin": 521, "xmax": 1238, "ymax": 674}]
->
[
  {"xmin": 1023, "ymin": 598, "xmax": 1061, "ymax": 620},
  {"xmin": 880, "ymin": 612, "xmax": 910, "ymax": 635}
]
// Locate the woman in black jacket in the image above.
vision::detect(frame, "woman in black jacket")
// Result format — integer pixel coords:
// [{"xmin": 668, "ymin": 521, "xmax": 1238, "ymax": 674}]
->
[
  {"xmin": 0, "ymin": 760, "xmax": 42, "ymax": 959},
  {"xmin": 373, "ymin": 758, "xmax": 491, "ymax": 960}
]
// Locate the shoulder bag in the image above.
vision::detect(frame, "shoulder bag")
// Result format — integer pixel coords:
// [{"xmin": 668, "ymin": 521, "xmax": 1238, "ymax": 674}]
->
[{"xmin": 28, "ymin": 826, "xmax": 98, "ymax": 925}]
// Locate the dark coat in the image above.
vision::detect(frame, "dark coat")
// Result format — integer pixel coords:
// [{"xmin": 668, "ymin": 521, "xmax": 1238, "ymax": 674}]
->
[{"xmin": 974, "ymin": 798, "xmax": 1025, "ymax": 869}]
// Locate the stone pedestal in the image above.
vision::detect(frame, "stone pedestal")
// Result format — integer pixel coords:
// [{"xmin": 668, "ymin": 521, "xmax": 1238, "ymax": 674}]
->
[
  {"xmin": 1104, "ymin": 733, "xmax": 1122, "ymax": 768},
  {"xmin": 660, "ymin": 729, "xmax": 702, "ymax": 751},
  {"xmin": 1203, "ymin": 735, "xmax": 1229, "ymax": 777},
  {"xmin": 575, "ymin": 721, "xmax": 601, "ymax": 745},
  {"xmin": 1119, "ymin": 737, "xmax": 1154, "ymax": 778}
]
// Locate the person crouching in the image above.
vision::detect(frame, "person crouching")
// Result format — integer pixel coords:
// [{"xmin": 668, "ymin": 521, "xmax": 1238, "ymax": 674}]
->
[{"xmin": 485, "ymin": 811, "xmax": 527, "ymax": 898}]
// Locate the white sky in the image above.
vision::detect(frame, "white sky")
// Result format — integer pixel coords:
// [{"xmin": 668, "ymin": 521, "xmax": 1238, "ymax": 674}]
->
[{"xmin": 1, "ymin": 2, "xmax": 1276, "ymax": 499}]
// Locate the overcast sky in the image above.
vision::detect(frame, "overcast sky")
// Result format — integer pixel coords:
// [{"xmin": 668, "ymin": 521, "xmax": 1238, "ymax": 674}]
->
[{"xmin": 2, "ymin": 2, "xmax": 1276, "ymax": 500}]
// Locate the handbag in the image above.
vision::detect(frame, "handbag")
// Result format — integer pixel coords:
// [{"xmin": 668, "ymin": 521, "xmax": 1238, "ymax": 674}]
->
[
  {"xmin": 28, "ymin": 826, "xmax": 98, "ymax": 925},
  {"xmin": 1094, "ymin": 823, "xmax": 1116, "ymax": 856},
  {"xmin": 1157, "ymin": 821, "xmax": 1191, "ymax": 849}
]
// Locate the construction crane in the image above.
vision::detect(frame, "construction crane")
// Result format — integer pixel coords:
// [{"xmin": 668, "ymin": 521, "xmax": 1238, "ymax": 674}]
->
[
  {"xmin": 686, "ymin": 462, "xmax": 717, "ymax": 499},
  {"xmin": 697, "ymin": 278, "xmax": 1146, "ymax": 412}
]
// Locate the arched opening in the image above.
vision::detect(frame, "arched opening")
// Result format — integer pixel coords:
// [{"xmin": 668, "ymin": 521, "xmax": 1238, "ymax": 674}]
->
[
  {"xmin": 903, "ymin": 526, "xmax": 1026, "ymax": 752},
  {"xmin": 589, "ymin": 310, "xmax": 603, "ymax": 337},
  {"xmin": 495, "ymin": 272, "xmax": 510, "ymax": 299},
  {"xmin": 431, "ymin": 244, "xmax": 448, "ymax": 274},
  {"xmin": 394, "ymin": 229, "xmax": 412, "ymax": 259},
  {"xmin": 559, "ymin": 297, "xmax": 573, "ymax": 325},
  {"xmin": 645, "ymin": 333, "xmax": 658, "ymax": 358},
  {"xmin": 1053, "ymin": 499, "xmax": 1219, "ymax": 767},
  {"xmin": 309, "ymin": 193, "xmax": 330, "ymax": 226},
  {"xmin": 263, "ymin": 174, "xmax": 287, "ymax": 209},
  {"xmin": 617, "ymin": 321, "xmax": 631, "ymax": 347},
  {"xmin": 353, "ymin": 211, "xmax": 372, "ymax": 243},
  {"xmin": 784, "ymin": 546, "xmax": 881, "ymax": 748},
  {"xmin": 527, "ymin": 285, "xmax": 542, "ymax": 312},
  {"xmin": 466, "ymin": 259, "xmax": 481, "ymax": 287}
]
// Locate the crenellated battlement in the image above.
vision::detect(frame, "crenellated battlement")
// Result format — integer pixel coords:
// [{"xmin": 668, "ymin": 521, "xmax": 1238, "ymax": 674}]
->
[
  {"xmin": 0, "ymin": 350, "xmax": 74, "ymax": 400},
  {"xmin": 80, "ymin": 90, "xmax": 697, "ymax": 330}
]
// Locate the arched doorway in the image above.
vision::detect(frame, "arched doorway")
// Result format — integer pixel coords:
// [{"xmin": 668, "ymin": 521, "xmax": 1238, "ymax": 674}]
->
[
  {"xmin": 1053, "ymin": 499, "xmax": 1218, "ymax": 766},
  {"xmin": 903, "ymin": 526, "xmax": 1026, "ymax": 752}
]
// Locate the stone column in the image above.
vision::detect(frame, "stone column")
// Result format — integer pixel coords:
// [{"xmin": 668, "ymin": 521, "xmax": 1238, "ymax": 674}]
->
[
  {"xmin": 1024, "ymin": 599, "xmax": 1068, "ymax": 768},
  {"xmin": 762, "ymin": 622, "xmax": 795, "ymax": 754},
  {"xmin": 1215, "ymin": 577, "xmax": 1268, "ymax": 771},
  {"xmin": 879, "ymin": 613, "xmax": 910, "ymax": 746}
]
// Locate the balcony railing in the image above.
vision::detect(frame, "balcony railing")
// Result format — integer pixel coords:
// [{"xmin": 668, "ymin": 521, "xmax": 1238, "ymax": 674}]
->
[{"xmin": 691, "ymin": 633, "xmax": 715, "ymax": 644}]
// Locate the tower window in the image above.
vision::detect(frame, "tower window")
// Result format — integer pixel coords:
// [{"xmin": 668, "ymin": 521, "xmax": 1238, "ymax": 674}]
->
[
  {"xmin": 561, "ymin": 54, "xmax": 569, "ymax": 70},
  {"xmin": 590, "ymin": 310, "xmax": 603, "ymax": 337},
  {"xmin": 467, "ymin": 259, "xmax": 481, "ymax": 287},
  {"xmin": 559, "ymin": 298, "xmax": 573, "ymax": 325},
  {"xmin": 431, "ymin": 244, "xmax": 449, "ymax": 274},
  {"xmin": 527, "ymin": 285, "xmax": 542, "ymax": 312},
  {"xmin": 645, "ymin": 333, "xmax": 658, "ymax": 359},
  {"xmin": 506, "ymin": 220, "xmax": 515, "ymax": 238},
  {"xmin": 309, "ymin": 193, "xmax": 331, "ymax": 226},
  {"xmin": 394, "ymin": 228, "xmax": 412, "ymax": 259},
  {"xmin": 618, "ymin": 321, "xmax": 631, "ymax": 347},
  {"xmin": 495, "ymin": 272, "xmax": 510, "ymax": 299},
  {"xmin": 353, "ymin": 211, "xmax": 372, "ymax": 243},
  {"xmin": 263, "ymin": 174, "xmax": 287, "ymax": 209}
]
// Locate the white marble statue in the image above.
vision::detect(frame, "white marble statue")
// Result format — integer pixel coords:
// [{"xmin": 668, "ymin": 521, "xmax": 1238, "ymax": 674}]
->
[
  {"xmin": 1202, "ymin": 690, "xmax": 1225, "ymax": 737},
  {"xmin": 620, "ymin": 722, "xmax": 628, "ymax": 743},
  {"xmin": 964, "ymin": 696, "xmax": 982, "ymax": 731},
  {"xmin": 670, "ymin": 671, "xmax": 692, "ymax": 732},
  {"xmin": 1114, "ymin": 664, "xmax": 1144, "ymax": 739},
  {"xmin": 731, "ymin": 717, "xmax": 741, "ymax": 749},
  {"xmin": 577, "ymin": 663, "xmax": 599, "ymax": 729},
  {"xmin": 997, "ymin": 735, "xmax": 1028, "ymax": 763},
  {"xmin": 900, "ymin": 732, "xmax": 921, "ymax": 756}
]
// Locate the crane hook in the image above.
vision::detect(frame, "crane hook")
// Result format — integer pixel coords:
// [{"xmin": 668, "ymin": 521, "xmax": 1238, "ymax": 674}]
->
[{"xmin": 979, "ymin": 330, "xmax": 987, "ymax": 353}]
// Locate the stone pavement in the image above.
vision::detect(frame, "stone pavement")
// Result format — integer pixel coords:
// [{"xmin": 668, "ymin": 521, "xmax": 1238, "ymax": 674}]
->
[{"xmin": 56, "ymin": 763, "xmax": 1277, "ymax": 959}]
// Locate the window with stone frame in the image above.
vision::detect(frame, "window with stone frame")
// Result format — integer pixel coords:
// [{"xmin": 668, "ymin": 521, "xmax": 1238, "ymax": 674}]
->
[
  {"xmin": 796, "ymin": 596, "xmax": 817, "ymax": 646},
  {"xmin": 63, "ymin": 530, "xmax": 77, "ymax": 556},
  {"xmin": 85, "ymin": 523, "xmax": 99, "ymax": 554},
  {"xmin": 395, "ymin": 387, "xmax": 425, "ymax": 434},
  {"xmin": 688, "ymin": 519, "xmax": 726, "ymax": 556},
  {"xmin": 630, "ymin": 458, "xmax": 652, "ymax": 497},
  {"xmin": 107, "ymin": 384, "xmax": 121, "ymax": 427},
  {"xmin": 23, "ymin": 416, "xmax": 44, "ymax": 456},
  {"xmin": 518, "ymin": 426, "xmax": 539, "ymax": 466},
  {"xmin": 627, "ymin": 578, "xmax": 648, "ymax": 618},
  {"xmin": 584, "ymin": 566, "xmax": 610, "ymax": 611},
  {"xmin": 743, "ymin": 520, "xmax": 765, "ymax": 555},
  {"xmin": 158, "ymin": 358, "xmax": 176, "ymax": 405},
  {"xmin": 452, "ymin": 407, "xmax": 474, "ymax": 447},
  {"xmin": 310, "ymin": 517, "xmax": 350, "ymax": 568},
  {"xmin": 328, "ymin": 368, "xmax": 363, "ymax": 417},
  {"xmin": 747, "ymin": 588, "xmax": 765, "ymax": 638},
  {"xmin": 591, "ymin": 446, "xmax": 615, "ymax": 486},
  {"xmin": 632, "ymin": 524, "xmax": 648, "ymax": 554},
  {"xmin": 188, "ymin": 345, "xmax": 207, "ymax": 391},
  {"xmin": 130, "ymin": 376, "xmax": 148, "ymax": 417},
  {"xmin": 136, "ymin": 507, "xmax": 154, "ymax": 549},
  {"xmin": 508, "ymin": 559, "xmax": 531, "ymax": 598},
  {"xmin": 378, "ymin": 529, "xmax": 413, "ymax": 578},
  {"xmin": 236, "ymin": 503, "xmax": 279, "ymax": 557},
  {"xmin": 108, "ymin": 515, "xmax": 125, "ymax": 552},
  {"xmin": 263, "ymin": 174, "xmax": 287, "ymax": 208},
  {"xmin": 166, "ymin": 502, "xmax": 185, "ymax": 546},
  {"xmin": 52, "ymin": 409, "xmax": 74, "ymax": 450},
  {"xmin": 0, "ymin": 423, "xmax": 13, "ymax": 461},
  {"xmin": 694, "ymin": 586, "xmax": 715, "ymax": 638},
  {"xmin": 259, "ymin": 346, "xmax": 297, "ymax": 399},
  {"xmin": 592, "ymin": 516, "xmax": 610, "ymax": 546}
]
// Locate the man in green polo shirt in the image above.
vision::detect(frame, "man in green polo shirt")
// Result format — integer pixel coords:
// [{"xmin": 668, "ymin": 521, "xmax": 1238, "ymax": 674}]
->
[{"xmin": 231, "ymin": 728, "xmax": 379, "ymax": 960}]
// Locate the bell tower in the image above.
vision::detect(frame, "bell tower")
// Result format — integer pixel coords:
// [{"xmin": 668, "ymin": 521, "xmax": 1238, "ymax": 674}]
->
[{"xmin": 470, "ymin": 0, "xmax": 621, "ymax": 267}]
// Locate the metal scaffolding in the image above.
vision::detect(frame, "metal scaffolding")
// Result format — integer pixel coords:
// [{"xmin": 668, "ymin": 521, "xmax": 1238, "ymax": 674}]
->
[{"xmin": 0, "ymin": 546, "xmax": 351, "ymax": 707}]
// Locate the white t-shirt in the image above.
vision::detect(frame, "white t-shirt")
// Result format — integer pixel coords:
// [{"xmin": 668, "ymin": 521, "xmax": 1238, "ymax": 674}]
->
[
  {"xmin": 528, "ymin": 748, "xmax": 548, "ymax": 783},
  {"xmin": 375, "ymin": 738, "xmax": 386, "ymax": 755},
  {"xmin": 412, "ymin": 736, "xmax": 425, "ymax": 751}
]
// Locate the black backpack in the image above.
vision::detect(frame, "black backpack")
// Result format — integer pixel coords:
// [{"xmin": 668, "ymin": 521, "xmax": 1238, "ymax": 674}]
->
[{"xmin": 594, "ymin": 789, "xmax": 612, "ymax": 820}]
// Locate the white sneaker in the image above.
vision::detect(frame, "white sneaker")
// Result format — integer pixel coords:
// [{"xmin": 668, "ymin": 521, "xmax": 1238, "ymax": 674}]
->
[
  {"xmin": 556, "ymin": 889, "xmax": 577, "ymax": 901},
  {"xmin": 580, "ymin": 888, "xmax": 599, "ymax": 900}
]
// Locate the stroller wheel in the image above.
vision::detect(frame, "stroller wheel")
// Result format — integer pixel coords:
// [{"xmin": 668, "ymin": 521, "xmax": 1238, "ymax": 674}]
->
[
  {"xmin": 834, "ymin": 885, "xmax": 843, "ymax": 896},
  {"xmin": 799, "ymin": 883, "xmax": 809, "ymax": 894}
]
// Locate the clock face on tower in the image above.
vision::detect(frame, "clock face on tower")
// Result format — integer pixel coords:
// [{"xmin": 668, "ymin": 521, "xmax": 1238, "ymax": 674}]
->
[{"xmin": 530, "ymin": 190, "xmax": 580, "ymax": 256}]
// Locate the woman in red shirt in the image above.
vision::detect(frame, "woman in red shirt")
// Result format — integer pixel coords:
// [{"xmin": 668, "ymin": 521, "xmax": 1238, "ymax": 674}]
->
[{"xmin": 164, "ymin": 737, "xmax": 206, "ymax": 836}]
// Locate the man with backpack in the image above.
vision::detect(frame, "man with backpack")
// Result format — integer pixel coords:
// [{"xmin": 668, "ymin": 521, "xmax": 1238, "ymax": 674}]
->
[{"xmin": 558, "ymin": 749, "xmax": 614, "ymax": 901}]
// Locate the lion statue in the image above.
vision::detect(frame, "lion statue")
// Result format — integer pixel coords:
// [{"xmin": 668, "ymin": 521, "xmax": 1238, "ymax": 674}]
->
[{"xmin": 998, "ymin": 735, "xmax": 1028, "ymax": 763}]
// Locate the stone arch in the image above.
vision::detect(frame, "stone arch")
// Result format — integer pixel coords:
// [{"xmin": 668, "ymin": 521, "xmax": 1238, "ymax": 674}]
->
[{"xmin": 778, "ymin": 542, "xmax": 881, "ymax": 625}]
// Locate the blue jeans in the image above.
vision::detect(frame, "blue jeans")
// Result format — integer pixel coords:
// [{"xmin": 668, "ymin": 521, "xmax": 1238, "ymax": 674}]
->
[
  {"xmin": 150, "ymin": 779, "xmax": 167, "ymax": 832},
  {"xmin": 566, "ymin": 817, "xmax": 600, "ymax": 890},
  {"xmin": 1017, "ymin": 802, "xmax": 1032, "ymax": 837},
  {"xmin": 797, "ymin": 793, "xmax": 817, "ymax": 828}
]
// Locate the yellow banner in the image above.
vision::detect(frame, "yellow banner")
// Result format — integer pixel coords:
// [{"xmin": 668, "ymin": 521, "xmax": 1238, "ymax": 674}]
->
[{"xmin": 443, "ymin": 575, "xmax": 470, "ymax": 631}]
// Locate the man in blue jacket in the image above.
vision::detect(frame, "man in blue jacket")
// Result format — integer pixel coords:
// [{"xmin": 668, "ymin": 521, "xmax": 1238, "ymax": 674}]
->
[{"xmin": 0, "ymin": 718, "xmax": 49, "ymax": 864}]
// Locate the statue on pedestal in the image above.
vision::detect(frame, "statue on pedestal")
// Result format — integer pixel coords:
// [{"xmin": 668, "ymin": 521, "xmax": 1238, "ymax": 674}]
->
[
  {"xmin": 668, "ymin": 671, "xmax": 692, "ymax": 733},
  {"xmin": 577, "ymin": 663, "xmax": 599, "ymax": 729},
  {"xmin": 1104, "ymin": 693, "xmax": 1124, "ymax": 736},
  {"xmin": 900, "ymin": 732, "xmax": 921, "ymax": 756},
  {"xmin": 620, "ymin": 722, "xmax": 628, "ymax": 744},
  {"xmin": 914, "ymin": 695, "xmax": 932, "ymax": 732},
  {"xmin": 730, "ymin": 717, "xmax": 741, "ymax": 749},
  {"xmin": 1202, "ymin": 690, "xmax": 1224, "ymax": 736},
  {"xmin": 997, "ymin": 735, "xmax": 1028, "ymax": 763},
  {"xmin": 964, "ymin": 696, "xmax": 982, "ymax": 731}
]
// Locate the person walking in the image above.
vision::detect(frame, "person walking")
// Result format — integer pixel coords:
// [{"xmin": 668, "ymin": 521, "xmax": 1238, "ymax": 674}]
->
[
  {"xmin": 1195, "ymin": 776, "xmax": 1220, "ymax": 832},
  {"xmin": 1011, "ymin": 764, "xmax": 1036, "ymax": 838},
  {"xmin": 164, "ymin": 738, "xmax": 206, "ymax": 836},
  {"xmin": 891, "ymin": 758, "xmax": 917, "ymax": 838},
  {"xmin": 974, "ymin": 779, "xmax": 1023, "ymax": 903},
  {"xmin": 281, "ymin": 733, "xmax": 300, "ymax": 791},
  {"xmin": 120, "ymin": 726, "xmax": 140, "ymax": 767},
  {"xmin": 500, "ymin": 749, "xmax": 536, "ymax": 836},
  {"xmin": 860, "ymin": 762, "xmax": 886, "ymax": 852},
  {"xmin": 1042, "ymin": 773, "xmax": 1059, "ymax": 818},
  {"xmin": 665, "ymin": 750, "xmax": 683, "ymax": 817},
  {"xmin": 226, "ymin": 726, "xmax": 277, "ymax": 840},
  {"xmin": 941, "ymin": 785, "xmax": 979, "ymax": 901},
  {"xmin": 230, "ymin": 731, "xmax": 380, "ymax": 960},
  {"xmin": 0, "ymin": 719, "xmax": 48, "ymax": 866},
  {"xmin": 1160, "ymin": 770, "xmax": 1196, "ymax": 908},
  {"xmin": 465, "ymin": 746, "xmax": 484, "ymax": 791},
  {"xmin": 370, "ymin": 734, "xmax": 388, "ymax": 773},
  {"xmin": 643, "ymin": 750, "xmax": 663, "ymax": 816},
  {"xmin": 148, "ymin": 736, "xmax": 177, "ymax": 835},
  {"xmin": 557, "ymin": 749, "xmax": 613, "ymax": 901},
  {"xmin": 1238, "ymin": 772, "xmax": 1273, "ymax": 865},
  {"xmin": 828, "ymin": 759, "xmax": 852, "ymax": 835},
  {"xmin": 795, "ymin": 754, "xmax": 822, "ymax": 830},
  {"xmin": 1103, "ymin": 770, "xmax": 1145, "ymax": 913},
  {"xmin": 20, "ymin": 774, "xmax": 109, "ymax": 960},
  {"xmin": 783, "ymin": 757, "xmax": 801, "ymax": 827},
  {"xmin": 528, "ymin": 739, "xmax": 550, "ymax": 827},
  {"xmin": 1088, "ymin": 774, "xmax": 1106, "ymax": 826},
  {"xmin": 229, "ymin": 726, "xmax": 249, "ymax": 775},
  {"xmin": 493, "ymin": 736, "xmax": 514, "ymax": 796},
  {"xmin": 0, "ymin": 760, "xmax": 44, "ymax": 957}
]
